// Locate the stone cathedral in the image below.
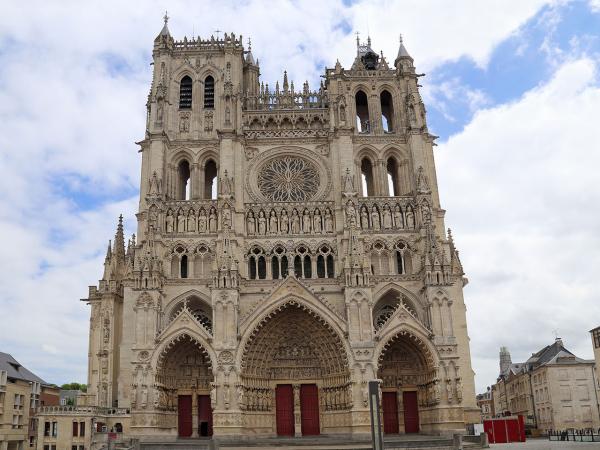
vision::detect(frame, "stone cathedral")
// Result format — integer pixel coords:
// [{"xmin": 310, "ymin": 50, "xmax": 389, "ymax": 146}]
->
[{"xmin": 82, "ymin": 17, "xmax": 480, "ymax": 441}]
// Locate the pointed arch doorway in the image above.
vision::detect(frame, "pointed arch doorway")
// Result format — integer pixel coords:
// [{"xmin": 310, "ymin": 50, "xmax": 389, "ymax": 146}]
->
[
  {"xmin": 377, "ymin": 332, "xmax": 438, "ymax": 434},
  {"xmin": 156, "ymin": 334, "xmax": 214, "ymax": 437},
  {"xmin": 240, "ymin": 302, "xmax": 351, "ymax": 436}
]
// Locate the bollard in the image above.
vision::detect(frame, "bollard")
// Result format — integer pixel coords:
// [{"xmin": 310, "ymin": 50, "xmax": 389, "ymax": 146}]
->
[
  {"xmin": 453, "ymin": 433, "xmax": 463, "ymax": 450},
  {"xmin": 480, "ymin": 432, "xmax": 490, "ymax": 448}
]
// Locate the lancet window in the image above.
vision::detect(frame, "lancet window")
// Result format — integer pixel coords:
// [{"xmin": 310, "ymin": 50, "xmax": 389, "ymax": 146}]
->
[
  {"xmin": 361, "ymin": 158, "xmax": 375, "ymax": 197},
  {"xmin": 179, "ymin": 76, "xmax": 192, "ymax": 109},
  {"xmin": 387, "ymin": 157, "xmax": 400, "ymax": 197},
  {"xmin": 171, "ymin": 245, "xmax": 189, "ymax": 278},
  {"xmin": 248, "ymin": 247, "xmax": 266, "ymax": 280},
  {"xmin": 204, "ymin": 159, "xmax": 217, "ymax": 200},
  {"xmin": 380, "ymin": 90, "xmax": 394, "ymax": 132},
  {"xmin": 316, "ymin": 245, "xmax": 335, "ymax": 278},
  {"xmin": 177, "ymin": 160, "xmax": 191, "ymax": 200},
  {"xmin": 395, "ymin": 241, "xmax": 411, "ymax": 274},
  {"xmin": 204, "ymin": 76, "xmax": 215, "ymax": 109},
  {"xmin": 294, "ymin": 246, "xmax": 312, "ymax": 279},
  {"xmin": 355, "ymin": 90, "xmax": 370, "ymax": 133},
  {"xmin": 271, "ymin": 246, "xmax": 289, "ymax": 280},
  {"xmin": 193, "ymin": 245, "xmax": 212, "ymax": 279}
]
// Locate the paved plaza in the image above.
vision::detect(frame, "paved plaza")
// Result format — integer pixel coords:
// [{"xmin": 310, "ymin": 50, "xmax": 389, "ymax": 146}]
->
[{"xmin": 491, "ymin": 438, "xmax": 600, "ymax": 449}]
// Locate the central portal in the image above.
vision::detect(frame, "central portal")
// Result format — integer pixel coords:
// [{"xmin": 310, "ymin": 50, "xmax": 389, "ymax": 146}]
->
[{"xmin": 241, "ymin": 302, "xmax": 350, "ymax": 436}]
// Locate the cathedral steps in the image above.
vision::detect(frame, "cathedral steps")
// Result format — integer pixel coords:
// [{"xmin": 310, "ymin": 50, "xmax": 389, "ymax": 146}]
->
[{"xmin": 139, "ymin": 435, "xmax": 483, "ymax": 450}]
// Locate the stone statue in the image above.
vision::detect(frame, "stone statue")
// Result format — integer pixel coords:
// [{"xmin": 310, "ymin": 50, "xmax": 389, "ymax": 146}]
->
[
  {"xmin": 187, "ymin": 210, "xmax": 196, "ymax": 232},
  {"xmin": 221, "ymin": 170, "xmax": 233, "ymax": 195},
  {"xmin": 222, "ymin": 207, "xmax": 232, "ymax": 229},
  {"xmin": 165, "ymin": 210, "xmax": 174, "ymax": 233},
  {"xmin": 280, "ymin": 210, "xmax": 289, "ymax": 233},
  {"xmin": 258, "ymin": 210, "xmax": 267, "ymax": 235},
  {"xmin": 291, "ymin": 210, "xmax": 300, "ymax": 234},
  {"xmin": 246, "ymin": 212, "xmax": 256, "ymax": 235},
  {"xmin": 198, "ymin": 209, "xmax": 207, "ymax": 233},
  {"xmin": 371, "ymin": 208, "xmax": 381, "ymax": 230},
  {"xmin": 382, "ymin": 205, "xmax": 392, "ymax": 229},
  {"xmin": 177, "ymin": 210, "xmax": 186, "ymax": 232},
  {"xmin": 302, "ymin": 210, "xmax": 311, "ymax": 233},
  {"xmin": 237, "ymin": 386, "xmax": 244, "ymax": 410},
  {"xmin": 156, "ymin": 99, "xmax": 164, "ymax": 123},
  {"xmin": 208, "ymin": 208, "xmax": 217, "ymax": 232},
  {"xmin": 455, "ymin": 378, "xmax": 463, "ymax": 402},
  {"xmin": 343, "ymin": 168, "xmax": 354, "ymax": 192},
  {"xmin": 141, "ymin": 387, "xmax": 148, "ymax": 408},
  {"xmin": 406, "ymin": 207, "xmax": 415, "ymax": 229},
  {"xmin": 324, "ymin": 208, "xmax": 333, "ymax": 233},
  {"xmin": 422, "ymin": 202, "xmax": 432, "ymax": 223},
  {"xmin": 269, "ymin": 211, "xmax": 278, "ymax": 234},
  {"xmin": 362, "ymin": 385, "xmax": 368, "ymax": 407},
  {"xmin": 446, "ymin": 379, "xmax": 453, "ymax": 403},
  {"xmin": 345, "ymin": 202, "xmax": 356, "ymax": 227},
  {"xmin": 313, "ymin": 210, "xmax": 322, "ymax": 233},
  {"xmin": 210, "ymin": 383, "xmax": 217, "ymax": 408},
  {"xmin": 224, "ymin": 384, "xmax": 231, "ymax": 409},
  {"xmin": 225, "ymin": 106, "xmax": 231, "ymax": 125},
  {"xmin": 360, "ymin": 207, "xmax": 369, "ymax": 229},
  {"xmin": 394, "ymin": 205, "xmax": 404, "ymax": 229}
]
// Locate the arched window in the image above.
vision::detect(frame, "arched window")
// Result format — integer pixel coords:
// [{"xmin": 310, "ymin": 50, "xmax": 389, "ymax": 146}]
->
[
  {"xmin": 180, "ymin": 255, "xmax": 188, "ymax": 278},
  {"xmin": 395, "ymin": 242, "xmax": 411, "ymax": 274},
  {"xmin": 380, "ymin": 90, "xmax": 394, "ymax": 132},
  {"xmin": 194, "ymin": 245, "xmax": 211, "ymax": 278},
  {"xmin": 179, "ymin": 76, "xmax": 193, "ymax": 109},
  {"xmin": 355, "ymin": 90, "xmax": 370, "ymax": 133},
  {"xmin": 204, "ymin": 159, "xmax": 217, "ymax": 200},
  {"xmin": 387, "ymin": 157, "xmax": 400, "ymax": 196},
  {"xmin": 294, "ymin": 247, "xmax": 311, "ymax": 279},
  {"xmin": 316, "ymin": 245, "xmax": 335, "ymax": 278},
  {"xmin": 361, "ymin": 158, "xmax": 375, "ymax": 197},
  {"xmin": 204, "ymin": 76, "xmax": 215, "ymax": 109},
  {"xmin": 248, "ymin": 247, "xmax": 266, "ymax": 280},
  {"xmin": 371, "ymin": 242, "xmax": 390, "ymax": 275},
  {"xmin": 178, "ymin": 160, "xmax": 191, "ymax": 200},
  {"xmin": 271, "ymin": 246, "xmax": 288, "ymax": 280}
]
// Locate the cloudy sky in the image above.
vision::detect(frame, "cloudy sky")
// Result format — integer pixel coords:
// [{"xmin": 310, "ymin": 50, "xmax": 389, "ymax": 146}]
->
[{"xmin": 0, "ymin": 0, "xmax": 599, "ymax": 394}]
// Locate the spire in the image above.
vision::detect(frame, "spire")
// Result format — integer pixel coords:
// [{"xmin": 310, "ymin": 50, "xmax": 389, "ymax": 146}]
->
[
  {"xmin": 395, "ymin": 34, "xmax": 413, "ymax": 66},
  {"xmin": 105, "ymin": 240, "xmax": 112, "ymax": 262},
  {"xmin": 113, "ymin": 215, "xmax": 125, "ymax": 258},
  {"xmin": 245, "ymin": 37, "xmax": 256, "ymax": 65},
  {"xmin": 283, "ymin": 71, "xmax": 289, "ymax": 92},
  {"xmin": 159, "ymin": 11, "xmax": 171, "ymax": 37}
]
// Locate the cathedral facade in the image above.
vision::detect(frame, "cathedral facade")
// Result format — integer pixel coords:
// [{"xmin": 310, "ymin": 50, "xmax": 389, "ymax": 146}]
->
[{"xmin": 83, "ymin": 17, "xmax": 479, "ymax": 440}]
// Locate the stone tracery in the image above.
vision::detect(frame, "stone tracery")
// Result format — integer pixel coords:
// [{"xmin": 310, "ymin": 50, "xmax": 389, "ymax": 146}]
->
[{"xmin": 257, "ymin": 156, "xmax": 320, "ymax": 202}]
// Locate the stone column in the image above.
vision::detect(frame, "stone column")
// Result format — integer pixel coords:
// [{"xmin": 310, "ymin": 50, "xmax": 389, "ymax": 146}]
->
[
  {"xmin": 191, "ymin": 163, "xmax": 200, "ymax": 199},
  {"xmin": 192, "ymin": 390, "xmax": 199, "ymax": 438}
]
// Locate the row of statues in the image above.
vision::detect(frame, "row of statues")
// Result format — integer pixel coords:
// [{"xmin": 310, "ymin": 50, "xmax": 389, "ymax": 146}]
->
[
  {"xmin": 247, "ymin": 207, "xmax": 334, "ymax": 235},
  {"xmin": 165, "ymin": 207, "xmax": 219, "ymax": 233},
  {"xmin": 346, "ymin": 202, "xmax": 417, "ymax": 230}
]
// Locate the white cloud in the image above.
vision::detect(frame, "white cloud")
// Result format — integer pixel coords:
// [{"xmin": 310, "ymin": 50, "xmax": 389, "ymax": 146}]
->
[
  {"xmin": 0, "ymin": 0, "xmax": 565, "ymax": 384},
  {"xmin": 436, "ymin": 58, "xmax": 600, "ymax": 392}
]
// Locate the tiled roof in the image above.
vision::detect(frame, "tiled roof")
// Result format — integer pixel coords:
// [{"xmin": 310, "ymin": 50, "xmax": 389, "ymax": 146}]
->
[{"xmin": 0, "ymin": 352, "xmax": 47, "ymax": 385}]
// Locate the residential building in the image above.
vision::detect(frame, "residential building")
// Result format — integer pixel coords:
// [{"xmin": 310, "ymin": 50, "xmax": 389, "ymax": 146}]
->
[
  {"xmin": 0, "ymin": 353, "xmax": 59, "ymax": 450},
  {"xmin": 490, "ymin": 339, "xmax": 600, "ymax": 432},
  {"xmin": 476, "ymin": 387, "xmax": 494, "ymax": 421}
]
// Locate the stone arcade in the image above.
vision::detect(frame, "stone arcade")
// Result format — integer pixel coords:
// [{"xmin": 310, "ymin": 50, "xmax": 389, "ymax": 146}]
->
[{"xmin": 52, "ymin": 17, "xmax": 480, "ymax": 443}]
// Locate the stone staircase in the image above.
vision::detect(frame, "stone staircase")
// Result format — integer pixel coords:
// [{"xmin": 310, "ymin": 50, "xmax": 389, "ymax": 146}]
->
[{"xmin": 139, "ymin": 434, "xmax": 485, "ymax": 450}]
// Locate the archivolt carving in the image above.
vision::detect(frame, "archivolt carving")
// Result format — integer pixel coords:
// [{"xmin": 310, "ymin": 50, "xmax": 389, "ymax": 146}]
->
[{"xmin": 240, "ymin": 302, "xmax": 351, "ymax": 412}]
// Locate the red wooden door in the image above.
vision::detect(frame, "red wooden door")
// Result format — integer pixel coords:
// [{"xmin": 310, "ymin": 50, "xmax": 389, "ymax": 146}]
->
[
  {"xmin": 402, "ymin": 391, "xmax": 419, "ymax": 433},
  {"xmin": 300, "ymin": 384, "xmax": 320, "ymax": 436},
  {"xmin": 197, "ymin": 395, "xmax": 213, "ymax": 436},
  {"xmin": 382, "ymin": 392, "xmax": 399, "ymax": 434},
  {"xmin": 178, "ymin": 395, "xmax": 193, "ymax": 437},
  {"xmin": 276, "ymin": 385, "xmax": 294, "ymax": 436}
]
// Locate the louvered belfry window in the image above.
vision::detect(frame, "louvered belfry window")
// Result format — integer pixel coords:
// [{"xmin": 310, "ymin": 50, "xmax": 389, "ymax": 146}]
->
[
  {"xmin": 179, "ymin": 76, "xmax": 192, "ymax": 109},
  {"xmin": 204, "ymin": 76, "xmax": 214, "ymax": 109}
]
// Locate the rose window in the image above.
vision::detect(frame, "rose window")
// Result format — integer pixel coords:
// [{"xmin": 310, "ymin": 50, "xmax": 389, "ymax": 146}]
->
[{"xmin": 257, "ymin": 156, "xmax": 320, "ymax": 202}]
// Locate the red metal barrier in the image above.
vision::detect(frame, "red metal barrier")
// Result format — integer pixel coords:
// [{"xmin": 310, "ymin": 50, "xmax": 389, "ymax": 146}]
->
[{"xmin": 483, "ymin": 416, "xmax": 526, "ymax": 444}]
